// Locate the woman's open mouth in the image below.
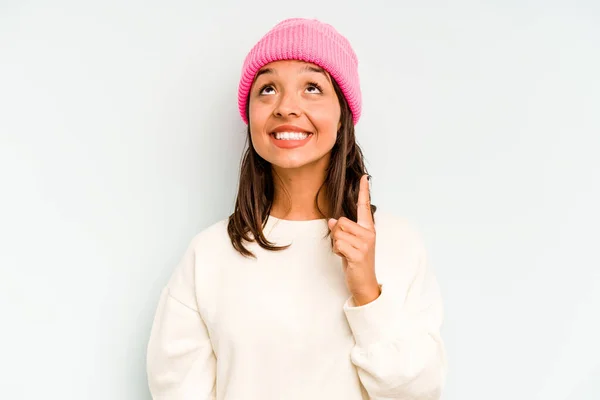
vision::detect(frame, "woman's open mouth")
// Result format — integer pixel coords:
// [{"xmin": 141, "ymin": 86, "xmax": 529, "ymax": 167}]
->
[{"xmin": 270, "ymin": 131, "xmax": 313, "ymax": 149}]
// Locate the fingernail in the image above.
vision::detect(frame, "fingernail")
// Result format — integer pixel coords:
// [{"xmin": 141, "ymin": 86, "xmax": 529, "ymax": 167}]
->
[{"xmin": 367, "ymin": 174, "xmax": 372, "ymax": 181}]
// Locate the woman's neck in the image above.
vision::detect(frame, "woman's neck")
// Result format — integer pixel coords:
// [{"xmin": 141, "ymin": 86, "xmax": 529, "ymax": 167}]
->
[{"xmin": 270, "ymin": 164, "xmax": 330, "ymax": 221}]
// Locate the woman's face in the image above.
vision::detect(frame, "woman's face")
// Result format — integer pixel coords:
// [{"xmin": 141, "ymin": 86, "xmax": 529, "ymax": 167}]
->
[{"xmin": 248, "ymin": 60, "xmax": 342, "ymax": 171}]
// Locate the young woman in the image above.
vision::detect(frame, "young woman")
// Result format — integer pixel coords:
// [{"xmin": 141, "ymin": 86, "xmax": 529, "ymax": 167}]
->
[{"xmin": 147, "ymin": 18, "xmax": 447, "ymax": 400}]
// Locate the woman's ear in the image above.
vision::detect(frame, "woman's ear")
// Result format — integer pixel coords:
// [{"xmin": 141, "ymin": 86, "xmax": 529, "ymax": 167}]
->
[{"xmin": 337, "ymin": 120, "xmax": 342, "ymax": 131}]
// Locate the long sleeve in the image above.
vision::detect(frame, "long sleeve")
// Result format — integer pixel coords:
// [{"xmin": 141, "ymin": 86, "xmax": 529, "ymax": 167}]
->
[
  {"xmin": 343, "ymin": 240, "xmax": 447, "ymax": 399},
  {"xmin": 146, "ymin": 239, "xmax": 217, "ymax": 400}
]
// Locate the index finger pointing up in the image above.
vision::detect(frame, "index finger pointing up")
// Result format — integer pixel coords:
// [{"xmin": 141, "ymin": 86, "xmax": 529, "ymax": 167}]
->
[{"xmin": 357, "ymin": 174, "xmax": 374, "ymax": 229}]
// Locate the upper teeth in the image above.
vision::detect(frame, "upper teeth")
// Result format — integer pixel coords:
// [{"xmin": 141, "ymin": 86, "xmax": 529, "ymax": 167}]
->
[{"xmin": 274, "ymin": 131, "xmax": 310, "ymax": 140}]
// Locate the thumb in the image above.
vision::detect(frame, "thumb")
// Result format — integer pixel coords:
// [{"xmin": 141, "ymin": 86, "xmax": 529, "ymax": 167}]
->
[{"xmin": 328, "ymin": 218, "xmax": 337, "ymax": 230}]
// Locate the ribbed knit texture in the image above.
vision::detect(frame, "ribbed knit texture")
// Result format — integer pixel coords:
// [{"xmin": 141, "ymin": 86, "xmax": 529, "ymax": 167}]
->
[{"xmin": 237, "ymin": 18, "xmax": 362, "ymax": 125}]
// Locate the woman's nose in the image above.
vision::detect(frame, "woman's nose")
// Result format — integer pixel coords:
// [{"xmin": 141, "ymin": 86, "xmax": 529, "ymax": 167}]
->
[{"xmin": 273, "ymin": 91, "xmax": 302, "ymax": 118}]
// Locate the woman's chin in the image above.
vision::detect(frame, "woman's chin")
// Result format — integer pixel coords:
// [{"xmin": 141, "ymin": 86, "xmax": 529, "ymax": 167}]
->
[
  {"xmin": 270, "ymin": 158, "xmax": 313, "ymax": 170},
  {"xmin": 269, "ymin": 153, "xmax": 331, "ymax": 172}
]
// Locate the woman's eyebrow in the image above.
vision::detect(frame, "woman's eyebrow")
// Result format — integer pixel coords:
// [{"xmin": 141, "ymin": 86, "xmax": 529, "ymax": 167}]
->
[
  {"xmin": 300, "ymin": 65, "xmax": 331, "ymax": 82},
  {"xmin": 255, "ymin": 68, "xmax": 274, "ymax": 79},
  {"xmin": 255, "ymin": 65, "xmax": 330, "ymax": 81}
]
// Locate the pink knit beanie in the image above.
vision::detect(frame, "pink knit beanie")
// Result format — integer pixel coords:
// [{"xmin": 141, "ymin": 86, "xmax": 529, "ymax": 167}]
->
[{"xmin": 237, "ymin": 18, "xmax": 362, "ymax": 125}]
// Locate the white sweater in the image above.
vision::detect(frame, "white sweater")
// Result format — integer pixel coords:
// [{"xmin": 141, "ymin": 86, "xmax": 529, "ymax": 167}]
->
[{"xmin": 146, "ymin": 210, "xmax": 447, "ymax": 400}]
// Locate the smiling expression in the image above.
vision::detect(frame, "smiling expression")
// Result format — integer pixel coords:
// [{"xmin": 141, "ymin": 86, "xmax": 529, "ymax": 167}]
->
[{"xmin": 248, "ymin": 60, "xmax": 342, "ymax": 171}]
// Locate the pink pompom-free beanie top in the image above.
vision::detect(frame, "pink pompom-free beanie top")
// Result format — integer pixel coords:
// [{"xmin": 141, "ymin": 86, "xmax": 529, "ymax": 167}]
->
[{"xmin": 237, "ymin": 18, "xmax": 362, "ymax": 125}]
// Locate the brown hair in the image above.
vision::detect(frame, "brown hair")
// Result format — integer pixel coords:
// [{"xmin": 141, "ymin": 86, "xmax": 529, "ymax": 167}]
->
[{"xmin": 226, "ymin": 77, "xmax": 376, "ymax": 258}]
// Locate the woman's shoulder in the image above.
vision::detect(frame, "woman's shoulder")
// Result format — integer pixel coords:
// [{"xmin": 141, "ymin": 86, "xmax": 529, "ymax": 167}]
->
[
  {"xmin": 371, "ymin": 208, "xmax": 431, "ymax": 286},
  {"xmin": 374, "ymin": 208, "xmax": 424, "ymax": 238},
  {"xmin": 183, "ymin": 210, "xmax": 428, "ymax": 257},
  {"xmin": 373, "ymin": 208, "xmax": 427, "ymax": 255},
  {"xmin": 187, "ymin": 215, "xmax": 231, "ymax": 254}
]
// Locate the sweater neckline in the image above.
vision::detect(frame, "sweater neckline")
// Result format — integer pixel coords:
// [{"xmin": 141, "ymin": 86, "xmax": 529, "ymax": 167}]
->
[
  {"xmin": 267, "ymin": 214, "xmax": 327, "ymax": 223},
  {"xmin": 263, "ymin": 214, "xmax": 330, "ymax": 239}
]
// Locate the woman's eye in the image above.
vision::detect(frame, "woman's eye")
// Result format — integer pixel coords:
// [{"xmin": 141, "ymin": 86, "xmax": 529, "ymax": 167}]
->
[
  {"xmin": 306, "ymin": 83, "xmax": 322, "ymax": 94},
  {"xmin": 259, "ymin": 85, "xmax": 275, "ymax": 95}
]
